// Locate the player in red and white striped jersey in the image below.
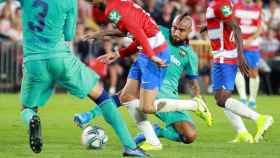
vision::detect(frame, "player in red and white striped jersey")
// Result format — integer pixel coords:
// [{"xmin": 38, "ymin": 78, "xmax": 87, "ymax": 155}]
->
[
  {"xmin": 205, "ymin": 0, "xmax": 273, "ymax": 143},
  {"xmin": 234, "ymin": 0, "xmax": 262, "ymax": 109}
]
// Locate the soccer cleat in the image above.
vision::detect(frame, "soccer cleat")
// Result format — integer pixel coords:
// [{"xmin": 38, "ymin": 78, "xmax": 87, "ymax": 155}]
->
[
  {"xmin": 255, "ymin": 115, "xmax": 274, "ymax": 143},
  {"xmin": 123, "ymin": 147, "xmax": 149, "ymax": 157},
  {"xmin": 230, "ymin": 131, "xmax": 254, "ymax": 143},
  {"xmin": 29, "ymin": 115, "xmax": 43, "ymax": 153},
  {"xmin": 249, "ymin": 101, "xmax": 256, "ymax": 109},
  {"xmin": 194, "ymin": 96, "xmax": 213, "ymax": 127},
  {"xmin": 139, "ymin": 141, "xmax": 162, "ymax": 151},
  {"xmin": 73, "ymin": 112, "xmax": 93, "ymax": 128}
]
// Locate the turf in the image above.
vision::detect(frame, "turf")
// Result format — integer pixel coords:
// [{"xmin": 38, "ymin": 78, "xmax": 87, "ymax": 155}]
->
[{"xmin": 0, "ymin": 94, "xmax": 279, "ymax": 158}]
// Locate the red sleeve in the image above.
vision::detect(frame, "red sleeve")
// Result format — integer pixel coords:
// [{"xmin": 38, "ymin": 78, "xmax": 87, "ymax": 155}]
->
[
  {"xmin": 119, "ymin": 13, "xmax": 156, "ymax": 57},
  {"xmin": 119, "ymin": 41, "xmax": 138, "ymax": 57}
]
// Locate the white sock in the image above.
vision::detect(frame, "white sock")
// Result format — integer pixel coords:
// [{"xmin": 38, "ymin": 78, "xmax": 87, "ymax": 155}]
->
[
  {"xmin": 138, "ymin": 121, "xmax": 161, "ymax": 146},
  {"xmin": 124, "ymin": 100, "xmax": 147, "ymax": 122},
  {"xmin": 235, "ymin": 71, "xmax": 247, "ymax": 100},
  {"xmin": 225, "ymin": 98, "xmax": 260, "ymax": 122},
  {"xmin": 224, "ymin": 109, "xmax": 248, "ymax": 133},
  {"xmin": 154, "ymin": 99, "xmax": 197, "ymax": 112},
  {"xmin": 249, "ymin": 76, "xmax": 260, "ymax": 103},
  {"xmin": 124, "ymin": 100, "xmax": 161, "ymax": 146}
]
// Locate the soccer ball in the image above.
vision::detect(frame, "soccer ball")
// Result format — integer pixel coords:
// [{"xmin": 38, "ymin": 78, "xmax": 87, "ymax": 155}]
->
[{"xmin": 81, "ymin": 125, "xmax": 108, "ymax": 149}]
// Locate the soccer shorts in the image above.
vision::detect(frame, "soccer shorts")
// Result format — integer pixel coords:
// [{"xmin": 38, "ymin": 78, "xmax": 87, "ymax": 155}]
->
[
  {"xmin": 211, "ymin": 63, "xmax": 237, "ymax": 92},
  {"xmin": 21, "ymin": 54, "xmax": 100, "ymax": 108},
  {"xmin": 128, "ymin": 48, "xmax": 170, "ymax": 90},
  {"xmin": 244, "ymin": 50, "xmax": 260, "ymax": 69}
]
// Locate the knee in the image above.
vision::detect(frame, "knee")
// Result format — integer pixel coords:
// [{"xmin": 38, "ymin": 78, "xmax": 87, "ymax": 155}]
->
[
  {"xmin": 141, "ymin": 105, "xmax": 155, "ymax": 114},
  {"xmin": 215, "ymin": 92, "xmax": 230, "ymax": 108},
  {"xmin": 181, "ymin": 130, "xmax": 197, "ymax": 144}
]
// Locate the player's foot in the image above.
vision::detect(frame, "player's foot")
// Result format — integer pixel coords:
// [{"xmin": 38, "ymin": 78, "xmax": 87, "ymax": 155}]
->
[
  {"xmin": 140, "ymin": 141, "xmax": 162, "ymax": 151},
  {"xmin": 255, "ymin": 115, "xmax": 274, "ymax": 143},
  {"xmin": 73, "ymin": 112, "xmax": 93, "ymax": 128},
  {"xmin": 249, "ymin": 101, "xmax": 256, "ymax": 109},
  {"xmin": 241, "ymin": 98, "xmax": 247, "ymax": 106},
  {"xmin": 123, "ymin": 147, "xmax": 149, "ymax": 157},
  {"xmin": 194, "ymin": 96, "xmax": 213, "ymax": 127},
  {"xmin": 29, "ymin": 115, "xmax": 43, "ymax": 153},
  {"xmin": 134, "ymin": 124, "xmax": 161, "ymax": 145},
  {"xmin": 230, "ymin": 131, "xmax": 254, "ymax": 143}
]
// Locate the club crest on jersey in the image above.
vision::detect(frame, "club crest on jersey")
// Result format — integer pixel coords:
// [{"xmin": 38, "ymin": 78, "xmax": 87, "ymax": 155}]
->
[
  {"xmin": 108, "ymin": 10, "xmax": 121, "ymax": 25},
  {"xmin": 179, "ymin": 48, "xmax": 187, "ymax": 56},
  {"xmin": 221, "ymin": 6, "xmax": 232, "ymax": 17}
]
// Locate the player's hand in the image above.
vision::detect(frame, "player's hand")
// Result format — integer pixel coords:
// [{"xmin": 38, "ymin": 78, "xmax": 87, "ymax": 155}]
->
[
  {"xmin": 238, "ymin": 54, "xmax": 249, "ymax": 77},
  {"xmin": 97, "ymin": 52, "xmax": 120, "ymax": 64},
  {"xmin": 151, "ymin": 56, "xmax": 168, "ymax": 67},
  {"xmin": 82, "ymin": 32, "xmax": 103, "ymax": 41}
]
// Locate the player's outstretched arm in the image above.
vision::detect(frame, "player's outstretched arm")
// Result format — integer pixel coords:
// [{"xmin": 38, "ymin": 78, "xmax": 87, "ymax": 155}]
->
[
  {"xmin": 83, "ymin": 29, "xmax": 125, "ymax": 41},
  {"xmin": 225, "ymin": 20, "xmax": 249, "ymax": 76}
]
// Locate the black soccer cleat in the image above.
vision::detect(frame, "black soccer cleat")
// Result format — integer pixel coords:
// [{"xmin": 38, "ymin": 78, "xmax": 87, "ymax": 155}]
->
[{"xmin": 29, "ymin": 115, "xmax": 43, "ymax": 153}]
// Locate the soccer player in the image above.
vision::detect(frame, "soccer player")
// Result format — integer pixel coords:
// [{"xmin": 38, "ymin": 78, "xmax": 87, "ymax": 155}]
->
[
  {"xmin": 0, "ymin": 0, "xmax": 146, "ymax": 156},
  {"xmin": 74, "ymin": 13, "xmax": 212, "ymax": 150},
  {"xmin": 85, "ymin": 0, "xmax": 200, "ymax": 116},
  {"xmin": 205, "ymin": 0, "xmax": 273, "ymax": 143},
  {"xmin": 234, "ymin": 0, "xmax": 262, "ymax": 109}
]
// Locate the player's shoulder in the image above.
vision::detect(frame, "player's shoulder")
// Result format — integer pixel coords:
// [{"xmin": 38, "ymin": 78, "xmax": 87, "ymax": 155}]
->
[{"xmin": 180, "ymin": 45, "xmax": 198, "ymax": 61}]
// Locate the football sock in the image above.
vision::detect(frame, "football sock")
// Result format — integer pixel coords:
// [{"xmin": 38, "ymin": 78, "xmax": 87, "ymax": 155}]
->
[
  {"xmin": 225, "ymin": 98, "xmax": 260, "ymax": 122},
  {"xmin": 124, "ymin": 99, "xmax": 161, "ymax": 146},
  {"xmin": 21, "ymin": 108, "xmax": 37, "ymax": 127},
  {"xmin": 224, "ymin": 109, "xmax": 248, "ymax": 133},
  {"xmin": 154, "ymin": 99, "xmax": 197, "ymax": 112},
  {"xmin": 235, "ymin": 71, "xmax": 247, "ymax": 101},
  {"xmin": 138, "ymin": 121, "xmax": 161, "ymax": 146},
  {"xmin": 89, "ymin": 107, "xmax": 102, "ymax": 118},
  {"xmin": 249, "ymin": 76, "xmax": 260, "ymax": 103},
  {"xmin": 112, "ymin": 94, "xmax": 122, "ymax": 108},
  {"xmin": 95, "ymin": 90, "xmax": 137, "ymax": 149}
]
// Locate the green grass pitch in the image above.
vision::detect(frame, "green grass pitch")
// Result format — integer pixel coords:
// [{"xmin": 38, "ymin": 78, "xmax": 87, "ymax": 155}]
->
[{"xmin": 0, "ymin": 94, "xmax": 279, "ymax": 158}]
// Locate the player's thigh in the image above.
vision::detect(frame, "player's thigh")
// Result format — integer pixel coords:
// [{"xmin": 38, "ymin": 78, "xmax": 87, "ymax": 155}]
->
[
  {"xmin": 21, "ymin": 60, "xmax": 54, "ymax": 108},
  {"xmin": 50, "ymin": 55, "xmax": 100, "ymax": 99}
]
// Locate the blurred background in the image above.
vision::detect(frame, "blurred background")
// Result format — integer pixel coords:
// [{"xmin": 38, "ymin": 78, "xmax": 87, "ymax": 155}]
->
[{"xmin": 1, "ymin": 0, "xmax": 280, "ymax": 95}]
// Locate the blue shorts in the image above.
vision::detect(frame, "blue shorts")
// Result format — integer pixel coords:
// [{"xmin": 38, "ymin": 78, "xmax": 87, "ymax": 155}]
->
[
  {"xmin": 128, "ymin": 48, "xmax": 170, "ymax": 90},
  {"xmin": 211, "ymin": 63, "xmax": 237, "ymax": 92},
  {"xmin": 244, "ymin": 50, "xmax": 260, "ymax": 69}
]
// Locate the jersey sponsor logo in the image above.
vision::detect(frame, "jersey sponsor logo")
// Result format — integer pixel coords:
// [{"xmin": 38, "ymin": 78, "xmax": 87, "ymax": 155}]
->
[
  {"xmin": 221, "ymin": 5, "xmax": 232, "ymax": 17},
  {"xmin": 108, "ymin": 10, "xmax": 121, "ymax": 25},
  {"xmin": 170, "ymin": 55, "xmax": 181, "ymax": 66}
]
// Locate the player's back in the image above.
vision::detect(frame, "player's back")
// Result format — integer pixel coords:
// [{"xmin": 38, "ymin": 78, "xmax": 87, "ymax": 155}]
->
[{"xmin": 19, "ymin": 0, "xmax": 76, "ymax": 62}]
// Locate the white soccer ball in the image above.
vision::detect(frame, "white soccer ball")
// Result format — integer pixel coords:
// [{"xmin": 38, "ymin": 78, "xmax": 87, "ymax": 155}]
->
[{"xmin": 81, "ymin": 125, "xmax": 108, "ymax": 149}]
